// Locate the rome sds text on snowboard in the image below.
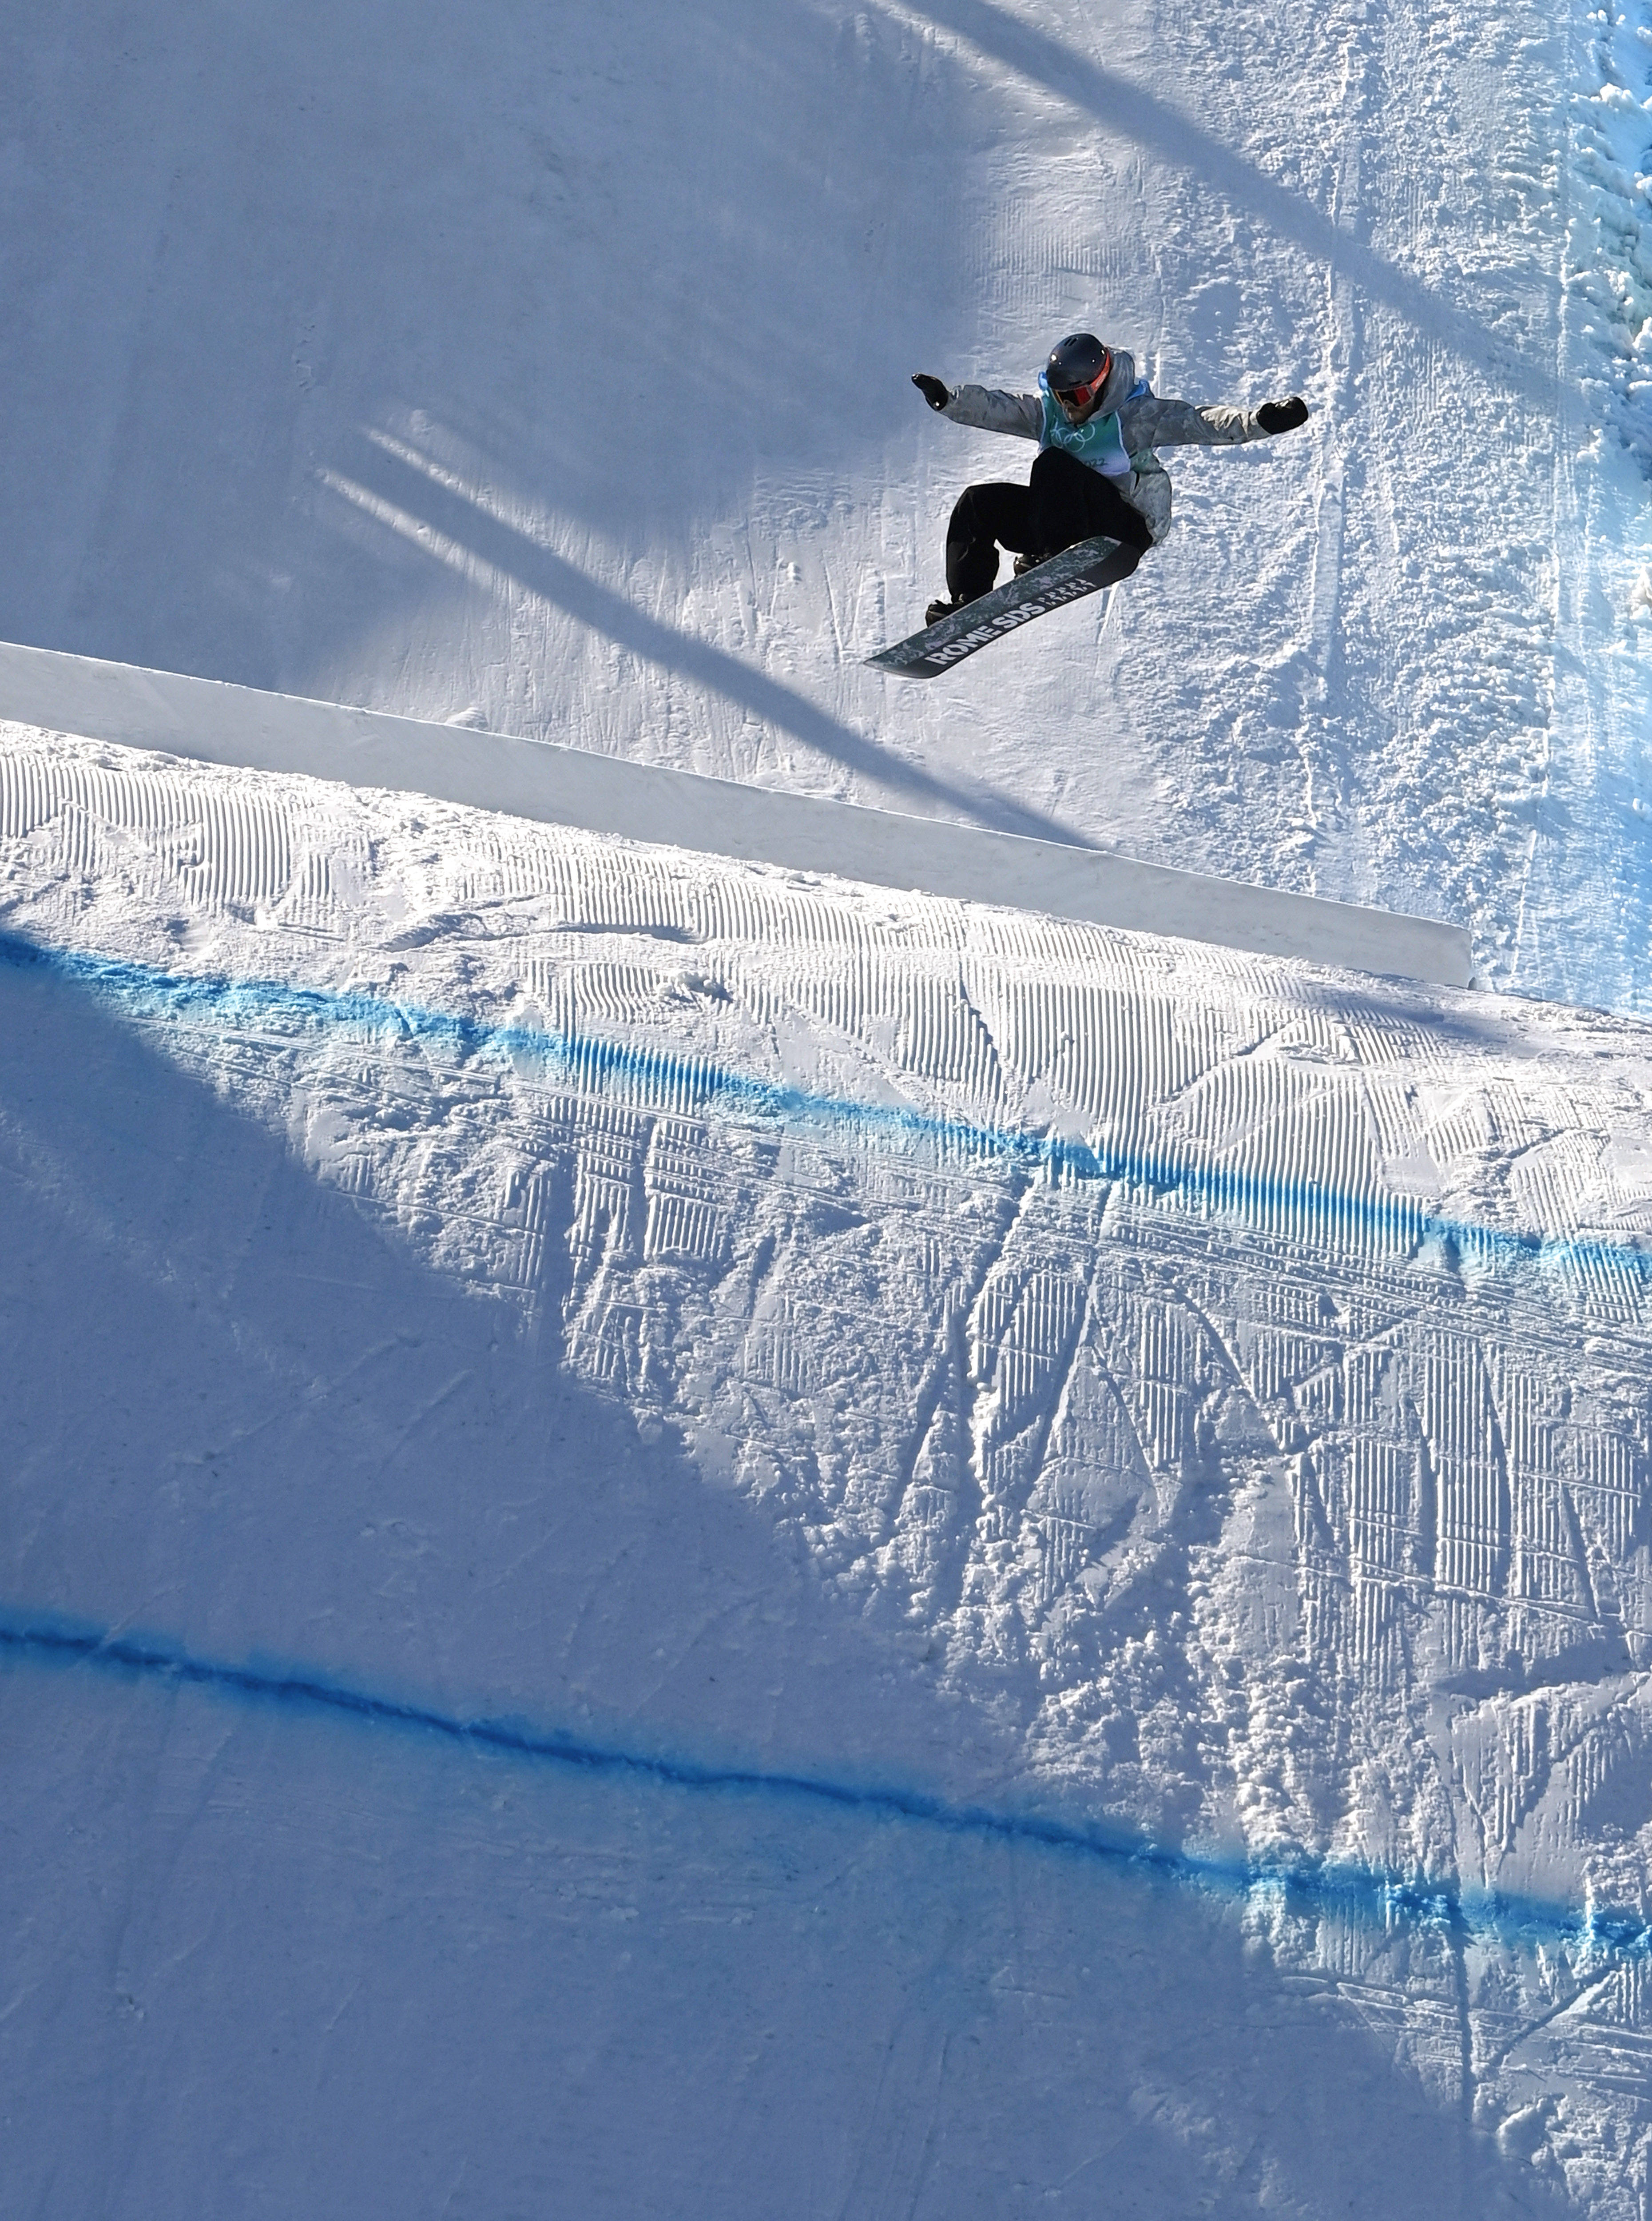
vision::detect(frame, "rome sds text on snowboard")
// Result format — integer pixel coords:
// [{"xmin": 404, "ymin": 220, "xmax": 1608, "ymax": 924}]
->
[{"xmin": 865, "ymin": 534, "xmax": 1130, "ymax": 680}]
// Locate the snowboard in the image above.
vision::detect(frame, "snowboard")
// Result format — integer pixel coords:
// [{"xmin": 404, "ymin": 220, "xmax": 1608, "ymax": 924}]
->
[{"xmin": 865, "ymin": 534, "xmax": 1128, "ymax": 679}]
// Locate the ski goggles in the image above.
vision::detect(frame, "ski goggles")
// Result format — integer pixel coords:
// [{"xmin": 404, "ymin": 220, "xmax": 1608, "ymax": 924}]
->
[{"xmin": 1052, "ymin": 352, "xmax": 1113, "ymax": 413}]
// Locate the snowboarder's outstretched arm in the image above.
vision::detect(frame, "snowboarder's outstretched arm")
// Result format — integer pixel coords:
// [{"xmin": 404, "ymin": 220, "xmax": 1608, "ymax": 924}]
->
[
  {"xmin": 913, "ymin": 363, "xmax": 1307, "ymax": 448},
  {"xmin": 1118, "ymin": 394, "xmax": 1309, "ymax": 449},
  {"xmin": 912, "ymin": 373, "xmax": 1043, "ymax": 440}
]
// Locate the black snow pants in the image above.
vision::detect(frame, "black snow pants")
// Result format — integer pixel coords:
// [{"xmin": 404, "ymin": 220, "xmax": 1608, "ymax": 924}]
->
[{"xmin": 944, "ymin": 444, "xmax": 1153, "ymax": 603}]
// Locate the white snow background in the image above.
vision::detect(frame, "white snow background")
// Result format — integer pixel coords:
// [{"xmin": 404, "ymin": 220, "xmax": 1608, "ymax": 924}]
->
[{"xmin": 3, "ymin": 1, "xmax": 1652, "ymax": 2215}]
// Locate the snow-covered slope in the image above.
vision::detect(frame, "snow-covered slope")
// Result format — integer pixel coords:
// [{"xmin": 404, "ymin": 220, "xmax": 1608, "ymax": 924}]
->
[
  {"xmin": 2, "ymin": 0, "xmax": 1648, "ymax": 1006},
  {"xmin": 5, "ymin": 1, "xmax": 1652, "ymax": 2214},
  {"xmin": 4, "ymin": 721, "xmax": 1652, "ymax": 2215}
]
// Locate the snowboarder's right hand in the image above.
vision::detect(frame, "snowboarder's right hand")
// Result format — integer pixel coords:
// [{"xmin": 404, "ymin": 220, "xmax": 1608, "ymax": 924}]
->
[
  {"xmin": 1256, "ymin": 396, "xmax": 1309, "ymax": 434},
  {"xmin": 912, "ymin": 374, "xmax": 951, "ymax": 411}
]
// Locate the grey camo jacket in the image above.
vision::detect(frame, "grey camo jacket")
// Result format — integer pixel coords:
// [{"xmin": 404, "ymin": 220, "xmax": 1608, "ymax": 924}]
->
[{"xmin": 939, "ymin": 348, "xmax": 1279, "ymax": 545}]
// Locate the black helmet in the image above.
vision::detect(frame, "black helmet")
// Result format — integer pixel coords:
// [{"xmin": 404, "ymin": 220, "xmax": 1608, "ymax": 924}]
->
[{"xmin": 1046, "ymin": 332, "xmax": 1113, "ymax": 412}]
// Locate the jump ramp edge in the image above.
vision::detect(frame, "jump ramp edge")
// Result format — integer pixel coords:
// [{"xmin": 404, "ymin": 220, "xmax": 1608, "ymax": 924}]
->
[{"xmin": 0, "ymin": 640, "xmax": 1474, "ymax": 990}]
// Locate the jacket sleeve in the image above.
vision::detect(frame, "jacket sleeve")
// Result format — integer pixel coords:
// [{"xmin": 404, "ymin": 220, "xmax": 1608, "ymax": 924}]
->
[
  {"xmin": 1116, "ymin": 397, "xmax": 1277, "ymax": 451},
  {"xmin": 939, "ymin": 385, "xmax": 1044, "ymax": 441}
]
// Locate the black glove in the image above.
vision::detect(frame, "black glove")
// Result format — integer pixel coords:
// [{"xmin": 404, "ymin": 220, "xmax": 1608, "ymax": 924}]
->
[
  {"xmin": 1256, "ymin": 396, "xmax": 1309, "ymax": 435},
  {"xmin": 912, "ymin": 373, "xmax": 951, "ymax": 411}
]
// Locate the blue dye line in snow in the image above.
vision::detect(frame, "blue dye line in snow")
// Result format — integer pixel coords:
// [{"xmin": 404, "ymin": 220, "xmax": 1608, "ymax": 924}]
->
[
  {"xmin": 2, "ymin": 928, "xmax": 1648, "ymax": 1286},
  {"xmin": 3, "ymin": 1608, "xmax": 1648, "ymax": 1966}
]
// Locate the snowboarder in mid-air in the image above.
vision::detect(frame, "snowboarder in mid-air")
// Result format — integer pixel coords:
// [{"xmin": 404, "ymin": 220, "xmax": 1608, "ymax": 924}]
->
[{"xmin": 911, "ymin": 334, "xmax": 1309, "ymax": 627}]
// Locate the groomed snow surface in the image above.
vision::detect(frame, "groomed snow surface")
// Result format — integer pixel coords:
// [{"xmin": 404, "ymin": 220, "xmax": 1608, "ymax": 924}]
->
[
  {"xmin": 6, "ymin": 729, "xmax": 1652, "ymax": 2216},
  {"xmin": 3, "ymin": 0, "xmax": 1652, "ymax": 2216}
]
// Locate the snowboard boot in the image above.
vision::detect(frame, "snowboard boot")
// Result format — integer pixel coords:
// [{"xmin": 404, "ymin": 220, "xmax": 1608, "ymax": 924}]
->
[
  {"xmin": 1012, "ymin": 551, "xmax": 1050, "ymax": 578},
  {"xmin": 925, "ymin": 594, "xmax": 965, "ymax": 626}
]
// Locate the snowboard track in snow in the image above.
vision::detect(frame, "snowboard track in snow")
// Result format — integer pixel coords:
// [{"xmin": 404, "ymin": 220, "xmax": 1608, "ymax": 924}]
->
[{"xmin": 5, "ymin": 1608, "xmax": 1648, "ymax": 1970}]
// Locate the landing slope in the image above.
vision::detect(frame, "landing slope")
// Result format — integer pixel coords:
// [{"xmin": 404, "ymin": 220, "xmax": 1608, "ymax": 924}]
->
[{"xmin": 4, "ymin": 724, "xmax": 1651, "ymax": 2213}]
